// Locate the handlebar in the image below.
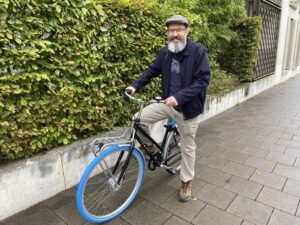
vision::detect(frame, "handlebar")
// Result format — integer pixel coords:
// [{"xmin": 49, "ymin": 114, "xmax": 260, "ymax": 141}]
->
[{"xmin": 124, "ymin": 90, "xmax": 165, "ymax": 105}]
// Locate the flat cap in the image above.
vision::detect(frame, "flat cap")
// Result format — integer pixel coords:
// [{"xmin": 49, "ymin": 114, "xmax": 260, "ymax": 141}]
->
[{"xmin": 165, "ymin": 15, "xmax": 188, "ymax": 27}]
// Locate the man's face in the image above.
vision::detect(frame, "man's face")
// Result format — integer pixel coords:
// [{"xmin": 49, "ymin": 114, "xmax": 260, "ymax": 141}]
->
[{"xmin": 167, "ymin": 24, "xmax": 189, "ymax": 53}]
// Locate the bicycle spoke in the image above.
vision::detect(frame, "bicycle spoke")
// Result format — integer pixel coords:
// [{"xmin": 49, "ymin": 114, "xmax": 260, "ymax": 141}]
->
[{"xmin": 77, "ymin": 148, "xmax": 144, "ymax": 221}]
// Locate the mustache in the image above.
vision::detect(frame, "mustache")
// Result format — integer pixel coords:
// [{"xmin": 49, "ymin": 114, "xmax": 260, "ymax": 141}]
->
[{"xmin": 169, "ymin": 36, "xmax": 182, "ymax": 42}]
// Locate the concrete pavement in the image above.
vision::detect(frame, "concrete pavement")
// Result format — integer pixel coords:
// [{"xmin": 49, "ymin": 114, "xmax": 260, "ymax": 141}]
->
[{"xmin": 1, "ymin": 74, "xmax": 300, "ymax": 225}]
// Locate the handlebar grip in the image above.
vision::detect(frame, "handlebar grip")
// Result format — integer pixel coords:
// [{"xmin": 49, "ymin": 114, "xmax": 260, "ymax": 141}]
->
[{"xmin": 125, "ymin": 89, "xmax": 132, "ymax": 95}]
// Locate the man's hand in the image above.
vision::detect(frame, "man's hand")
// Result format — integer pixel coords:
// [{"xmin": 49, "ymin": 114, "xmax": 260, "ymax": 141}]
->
[
  {"xmin": 165, "ymin": 96, "xmax": 178, "ymax": 107},
  {"xmin": 125, "ymin": 86, "xmax": 136, "ymax": 95}
]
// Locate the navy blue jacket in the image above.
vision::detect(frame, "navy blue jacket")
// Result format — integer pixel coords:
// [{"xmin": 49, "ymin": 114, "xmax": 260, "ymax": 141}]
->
[{"xmin": 131, "ymin": 39, "xmax": 211, "ymax": 120}]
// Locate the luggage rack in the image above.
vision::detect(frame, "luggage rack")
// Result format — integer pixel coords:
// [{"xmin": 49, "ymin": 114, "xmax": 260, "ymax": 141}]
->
[{"xmin": 89, "ymin": 128, "xmax": 134, "ymax": 155}]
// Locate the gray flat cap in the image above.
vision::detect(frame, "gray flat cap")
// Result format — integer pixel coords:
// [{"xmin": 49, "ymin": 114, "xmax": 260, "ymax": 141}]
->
[{"xmin": 165, "ymin": 15, "xmax": 188, "ymax": 27}]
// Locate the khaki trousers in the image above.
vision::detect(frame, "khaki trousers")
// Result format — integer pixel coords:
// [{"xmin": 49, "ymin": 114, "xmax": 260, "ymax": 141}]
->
[{"xmin": 136, "ymin": 103, "xmax": 201, "ymax": 182}]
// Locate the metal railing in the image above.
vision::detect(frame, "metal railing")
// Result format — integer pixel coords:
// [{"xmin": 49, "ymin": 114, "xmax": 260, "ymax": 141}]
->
[{"xmin": 247, "ymin": 0, "xmax": 281, "ymax": 80}]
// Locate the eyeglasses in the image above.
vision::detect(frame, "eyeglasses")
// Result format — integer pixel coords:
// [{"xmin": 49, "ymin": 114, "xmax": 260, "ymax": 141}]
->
[{"xmin": 167, "ymin": 28, "xmax": 186, "ymax": 34}]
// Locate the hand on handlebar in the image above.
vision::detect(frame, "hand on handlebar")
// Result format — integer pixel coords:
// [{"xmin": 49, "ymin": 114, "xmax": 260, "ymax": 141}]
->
[
  {"xmin": 165, "ymin": 96, "xmax": 178, "ymax": 107},
  {"xmin": 125, "ymin": 86, "xmax": 136, "ymax": 95}
]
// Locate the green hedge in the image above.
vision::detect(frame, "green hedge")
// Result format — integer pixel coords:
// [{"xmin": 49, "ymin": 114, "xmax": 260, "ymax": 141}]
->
[
  {"xmin": 0, "ymin": 0, "xmax": 166, "ymax": 160},
  {"xmin": 218, "ymin": 17, "xmax": 262, "ymax": 82},
  {"xmin": 0, "ymin": 0, "xmax": 262, "ymax": 161}
]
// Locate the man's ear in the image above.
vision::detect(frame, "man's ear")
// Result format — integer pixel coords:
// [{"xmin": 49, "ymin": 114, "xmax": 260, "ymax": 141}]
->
[{"xmin": 186, "ymin": 28, "xmax": 189, "ymax": 36}]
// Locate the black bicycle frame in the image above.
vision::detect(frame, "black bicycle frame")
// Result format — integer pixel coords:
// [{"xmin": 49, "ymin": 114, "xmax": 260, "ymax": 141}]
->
[
  {"xmin": 115, "ymin": 119, "xmax": 175, "ymax": 184},
  {"xmin": 134, "ymin": 121, "xmax": 175, "ymax": 155}
]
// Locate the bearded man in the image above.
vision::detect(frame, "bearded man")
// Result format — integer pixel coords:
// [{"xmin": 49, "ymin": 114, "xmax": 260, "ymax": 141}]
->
[{"xmin": 126, "ymin": 15, "xmax": 210, "ymax": 202}]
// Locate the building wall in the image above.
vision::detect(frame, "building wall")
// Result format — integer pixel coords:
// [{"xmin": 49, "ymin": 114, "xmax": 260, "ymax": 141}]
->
[{"xmin": 275, "ymin": 0, "xmax": 300, "ymax": 81}]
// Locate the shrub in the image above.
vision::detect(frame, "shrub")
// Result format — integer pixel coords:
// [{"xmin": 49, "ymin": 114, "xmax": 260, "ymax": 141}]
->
[
  {"xmin": 0, "ymin": 0, "xmax": 165, "ymax": 159},
  {"xmin": 0, "ymin": 0, "xmax": 261, "ymax": 160},
  {"xmin": 219, "ymin": 17, "xmax": 262, "ymax": 82}
]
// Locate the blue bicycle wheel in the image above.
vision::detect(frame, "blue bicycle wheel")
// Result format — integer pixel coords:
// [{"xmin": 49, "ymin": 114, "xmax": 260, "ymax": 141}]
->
[{"xmin": 76, "ymin": 145, "xmax": 145, "ymax": 223}]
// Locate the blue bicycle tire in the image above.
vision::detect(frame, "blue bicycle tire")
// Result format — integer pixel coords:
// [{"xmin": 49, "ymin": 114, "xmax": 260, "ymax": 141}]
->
[{"xmin": 76, "ymin": 145, "xmax": 144, "ymax": 223}]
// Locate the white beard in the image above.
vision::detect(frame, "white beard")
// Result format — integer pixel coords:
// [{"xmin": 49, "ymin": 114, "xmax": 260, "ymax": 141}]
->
[{"xmin": 168, "ymin": 36, "xmax": 187, "ymax": 53}]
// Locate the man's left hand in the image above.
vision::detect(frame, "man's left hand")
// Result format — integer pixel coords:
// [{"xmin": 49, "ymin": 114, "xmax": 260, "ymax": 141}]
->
[{"xmin": 165, "ymin": 96, "xmax": 178, "ymax": 107}]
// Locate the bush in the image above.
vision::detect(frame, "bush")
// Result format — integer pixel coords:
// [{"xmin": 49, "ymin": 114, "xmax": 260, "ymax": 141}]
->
[
  {"xmin": 207, "ymin": 61, "xmax": 240, "ymax": 95},
  {"xmin": 0, "ymin": 0, "xmax": 165, "ymax": 159},
  {"xmin": 219, "ymin": 17, "xmax": 262, "ymax": 82},
  {"xmin": 0, "ymin": 0, "xmax": 260, "ymax": 160}
]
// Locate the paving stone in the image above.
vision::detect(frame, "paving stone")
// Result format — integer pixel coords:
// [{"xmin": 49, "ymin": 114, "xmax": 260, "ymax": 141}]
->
[
  {"xmin": 270, "ymin": 131, "xmax": 293, "ymax": 140},
  {"xmin": 293, "ymin": 135, "xmax": 300, "ymax": 142},
  {"xmin": 145, "ymin": 168, "xmax": 180, "ymax": 186},
  {"xmin": 227, "ymin": 196, "xmax": 272, "ymax": 225},
  {"xmin": 259, "ymin": 142, "xmax": 286, "ymax": 153},
  {"xmin": 268, "ymin": 209, "xmax": 300, "ymax": 225},
  {"xmin": 244, "ymin": 156, "xmax": 276, "ymax": 172},
  {"xmin": 241, "ymin": 221, "xmax": 255, "ymax": 225},
  {"xmin": 194, "ymin": 163, "xmax": 207, "ymax": 176},
  {"xmin": 240, "ymin": 146, "xmax": 269, "ymax": 158},
  {"xmin": 295, "ymin": 158, "xmax": 300, "ymax": 168},
  {"xmin": 277, "ymin": 139, "xmax": 300, "ymax": 148},
  {"xmin": 161, "ymin": 193, "xmax": 206, "ymax": 222},
  {"xmin": 285, "ymin": 128, "xmax": 300, "ymax": 136},
  {"xmin": 273, "ymin": 164, "xmax": 300, "ymax": 181},
  {"xmin": 257, "ymin": 186, "xmax": 299, "ymax": 214},
  {"xmin": 250, "ymin": 170, "xmax": 286, "ymax": 190},
  {"xmin": 164, "ymin": 215, "xmax": 191, "ymax": 225},
  {"xmin": 223, "ymin": 176, "xmax": 262, "ymax": 199},
  {"xmin": 254, "ymin": 135, "xmax": 278, "ymax": 144},
  {"xmin": 196, "ymin": 166, "xmax": 231, "ymax": 187},
  {"xmin": 192, "ymin": 205, "xmax": 242, "ymax": 225},
  {"xmin": 194, "ymin": 183, "xmax": 236, "ymax": 210},
  {"xmin": 218, "ymin": 141, "xmax": 245, "ymax": 152},
  {"xmin": 218, "ymin": 151, "xmax": 249, "ymax": 164},
  {"xmin": 197, "ymin": 155, "xmax": 228, "ymax": 170},
  {"xmin": 198, "ymin": 136, "xmax": 225, "ymax": 145},
  {"xmin": 265, "ymin": 152, "xmax": 296, "ymax": 166},
  {"xmin": 54, "ymin": 200, "xmax": 87, "ymax": 225},
  {"xmin": 122, "ymin": 200, "xmax": 172, "ymax": 225},
  {"xmin": 284, "ymin": 147, "xmax": 300, "ymax": 158},
  {"xmin": 197, "ymin": 145, "xmax": 225, "ymax": 157},
  {"xmin": 139, "ymin": 179, "xmax": 176, "ymax": 205},
  {"xmin": 237, "ymin": 136, "xmax": 263, "ymax": 148},
  {"xmin": 216, "ymin": 132, "xmax": 243, "ymax": 143},
  {"xmin": 278, "ymin": 122, "xmax": 300, "ymax": 129},
  {"xmin": 222, "ymin": 162, "xmax": 255, "ymax": 179},
  {"xmin": 2, "ymin": 204, "xmax": 64, "ymax": 225},
  {"xmin": 88, "ymin": 217, "xmax": 130, "ymax": 225},
  {"xmin": 145, "ymin": 165, "xmax": 178, "ymax": 181},
  {"xmin": 283, "ymin": 179, "xmax": 300, "ymax": 197},
  {"xmin": 44, "ymin": 191, "xmax": 74, "ymax": 211}
]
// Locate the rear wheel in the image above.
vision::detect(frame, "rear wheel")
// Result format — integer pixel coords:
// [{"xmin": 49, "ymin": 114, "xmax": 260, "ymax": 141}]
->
[
  {"xmin": 164, "ymin": 130, "xmax": 181, "ymax": 175},
  {"xmin": 76, "ymin": 146, "xmax": 145, "ymax": 223}
]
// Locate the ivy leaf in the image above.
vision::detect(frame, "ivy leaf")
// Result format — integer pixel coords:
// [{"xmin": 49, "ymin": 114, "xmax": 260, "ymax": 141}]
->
[
  {"xmin": 82, "ymin": 8, "xmax": 88, "ymax": 15},
  {"xmin": 6, "ymin": 33, "xmax": 12, "ymax": 39},
  {"xmin": 20, "ymin": 98, "xmax": 27, "ymax": 106},
  {"xmin": 63, "ymin": 138, "xmax": 69, "ymax": 145},
  {"xmin": 15, "ymin": 38, "xmax": 22, "ymax": 44},
  {"xmin": 56, "ymin": 5, "xmax": 61, "ymax": 13}
]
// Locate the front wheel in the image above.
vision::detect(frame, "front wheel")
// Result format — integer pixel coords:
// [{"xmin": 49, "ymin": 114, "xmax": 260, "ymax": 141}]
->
[
  {"xmin": 163, "ymin": 130, "xmax": 181, "ymax": 175},
  {"xmin": 76, "ymin": 145, "xmax": 145, "ymax": 223}
]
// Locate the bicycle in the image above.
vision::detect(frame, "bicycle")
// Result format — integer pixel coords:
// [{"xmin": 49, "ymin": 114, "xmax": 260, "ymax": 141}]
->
[{"xmin": 76, "ymin": 91, "xmax": 182, "ymax": 223}]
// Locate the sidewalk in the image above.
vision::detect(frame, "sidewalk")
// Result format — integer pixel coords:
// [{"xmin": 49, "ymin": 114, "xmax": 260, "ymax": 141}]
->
[{"xmin": 1, "ymin": 74, "xmax": 300, "ymax": 225}]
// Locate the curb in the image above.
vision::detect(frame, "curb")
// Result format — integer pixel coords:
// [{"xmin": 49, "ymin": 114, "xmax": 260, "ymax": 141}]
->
[{"xmin": 0, "ymin": 71, "xmax": 299, "ymax": 220}]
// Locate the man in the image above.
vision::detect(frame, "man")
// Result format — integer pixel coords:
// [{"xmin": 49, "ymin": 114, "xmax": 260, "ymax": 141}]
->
[{"xmin": 126, "ymin": 15, "xmax": 210, "ymax": 202}]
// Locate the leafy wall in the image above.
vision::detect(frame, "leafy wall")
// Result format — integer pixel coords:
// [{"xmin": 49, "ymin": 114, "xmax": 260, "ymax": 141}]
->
[{"xmin": 0, "ymin": 0, "xmax": 262, "ymax": 160}]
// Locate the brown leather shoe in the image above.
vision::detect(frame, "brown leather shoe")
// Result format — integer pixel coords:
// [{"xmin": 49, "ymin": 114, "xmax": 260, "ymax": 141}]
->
[{"xmin": 178, "ymin": 180, "xmax": 192, "ymax": 202}]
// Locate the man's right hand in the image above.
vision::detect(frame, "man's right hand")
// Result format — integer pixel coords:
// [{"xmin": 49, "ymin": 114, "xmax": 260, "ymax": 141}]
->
[{"xmin": 125, "ymin": 86, "xmax": 136, "ymax": 95}]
